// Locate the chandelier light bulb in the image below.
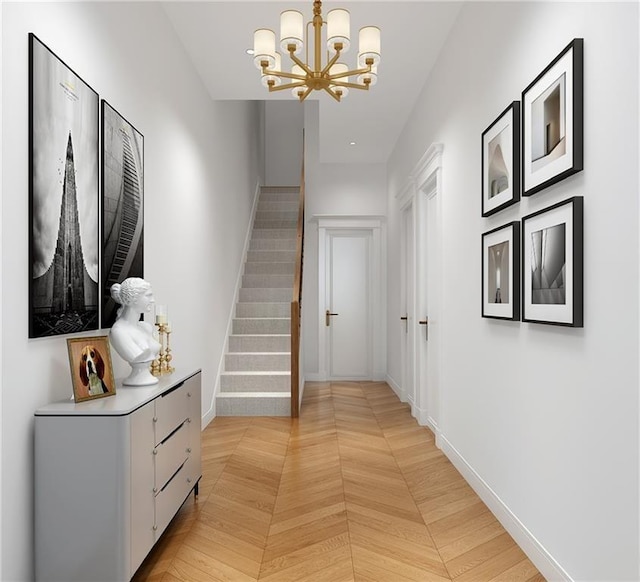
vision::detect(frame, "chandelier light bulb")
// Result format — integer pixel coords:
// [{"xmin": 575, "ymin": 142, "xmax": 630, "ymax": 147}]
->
[
  {"xmin": 262, "ymin": 52, "xmax": 282, "ymax": 87},
  {"xmin": 253, "ymin": 28, "xmax": 276, "ymax": 69},
  {"xmin": 280, "ymin": 10, "xmax": 304, "ymax": 54},
  {"xmin": 358, "ymin": 26, "xmax": 381, "ymax": 67},
  {"xmin": 327, "ymin": 9, "xmax": 351, "ymax": 52}
]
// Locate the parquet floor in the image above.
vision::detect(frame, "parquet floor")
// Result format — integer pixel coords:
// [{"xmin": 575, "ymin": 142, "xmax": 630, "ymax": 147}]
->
[{"xmin": 133, "ymin": 381, "xmax": 545, "ymax": 582}]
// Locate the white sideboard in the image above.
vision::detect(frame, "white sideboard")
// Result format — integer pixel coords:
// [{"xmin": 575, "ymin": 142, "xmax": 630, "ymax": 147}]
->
[{"xmin": 34, "ymin": 368, "xmax": 202, "ymax": 582}]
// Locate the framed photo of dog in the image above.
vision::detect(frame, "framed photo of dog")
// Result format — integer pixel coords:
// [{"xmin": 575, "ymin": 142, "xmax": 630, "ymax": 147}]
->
[{"xmin": 67, "ymin": 336, "xmax": 116, "ymax": 402}]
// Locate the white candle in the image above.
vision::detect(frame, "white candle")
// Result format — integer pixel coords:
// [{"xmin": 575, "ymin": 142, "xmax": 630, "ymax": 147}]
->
[{"xmin": 155, "ymin": 304, "xmax": 167, "ymax": 325}]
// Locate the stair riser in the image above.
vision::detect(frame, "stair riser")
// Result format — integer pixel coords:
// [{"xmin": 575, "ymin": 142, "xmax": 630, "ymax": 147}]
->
[
  {"xmin": 233, "ymin": 319, "xmax": 290, "ymax": 334},
  {"xmin": 225, "ymin": 353, "xmax": 290, "ymax": 372},
  {"xmin": 247, "ymin": 251, "xmax": 296, "ymax": 263},
  {"xmin": 220, "ymin": 374, "xmax": 290, "ymax": 392},
  {"xmin": 249, "ymin": 240, "xmax": 297, "ymax": 251},
  {"xmin": 236, "ymin": 303, "xmax": 291, "ymax": 318},
  {"xmin": 229, "ymin": 335, "xmax": 290, "ymax": 352},
  {"xmin": 252, "ymin": 229, "xmax": 297, "ymax": 240},
  {"xmin": 242, "ymin": 274, "xmax": 294, "ymax": 289},
  {"xmin": 255, "ymin": 211, "xmax": 299, "ymax": 221},
  {"xmin": 216, "ymin": 394, "xmax": 290, "ymax": 416},
  {"xmin": 239, "ymin": 288, "xmax": 292, "ymax": 302},
  {"xmin": 257, "ymin": 202, "xmax": 299, "ymax": 213},
  {"xmin": 244, "ymin": 262, "xmax": 294, "ymax": 275}
]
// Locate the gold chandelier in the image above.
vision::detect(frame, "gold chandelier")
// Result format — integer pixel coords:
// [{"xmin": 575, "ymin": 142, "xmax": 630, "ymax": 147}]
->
[{"xmin": 253, "ymin": 0, "xmax": 381, "ymax": 102}]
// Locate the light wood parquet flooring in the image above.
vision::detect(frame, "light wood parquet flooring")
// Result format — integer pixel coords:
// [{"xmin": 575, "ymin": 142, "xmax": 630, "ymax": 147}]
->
[{"xmin": 132, "ymin": 381, "xmax": 545, "ymax": 582}]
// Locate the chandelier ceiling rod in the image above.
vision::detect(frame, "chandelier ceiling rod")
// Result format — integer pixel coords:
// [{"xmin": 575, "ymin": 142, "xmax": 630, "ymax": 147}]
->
[{"xmin": 253, "ymin": 0, "xmax": 381, "ymax": 102}]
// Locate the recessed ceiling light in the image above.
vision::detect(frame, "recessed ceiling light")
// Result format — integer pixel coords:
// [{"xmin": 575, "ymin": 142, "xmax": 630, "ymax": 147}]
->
[
  {"xmin": 349, "ymin": 141, "xmax": 357, "ymax": 146},
  {"xmin": 246, "ymin": 48, "xmax": 255, "ymax": 55}
]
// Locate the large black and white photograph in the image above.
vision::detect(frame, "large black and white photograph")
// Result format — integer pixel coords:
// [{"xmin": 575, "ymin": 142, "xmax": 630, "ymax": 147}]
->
[
  {"xmin": 522, "ymin": 197, "xmax": 583, "ymax": 326},
  {"xmin": 29, "ymin": 34, "xmax": 99, "ymax": 338},
  {"xmin": 101, "ymin": 101, "xmax": 144, "ymax": 328},
  {"xmin": 481, "ymin": 102, "xmax": 520, "ymax": 217},
  {"xmin": 522, "ymin": 38, "xmax": 583, "ymax": 196},
  {"xmin": 482, "ymin": 222, "xmax": 520, "ymax": 320}
]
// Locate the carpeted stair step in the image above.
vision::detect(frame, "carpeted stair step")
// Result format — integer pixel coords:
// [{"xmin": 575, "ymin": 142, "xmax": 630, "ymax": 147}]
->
[
  {"xmin": 225, "ymin": 352, "xmax": 290, "ymax": 372},
  {"xmin": 228, "ymin": 334, "xmax": 290, "ymax": 353}
]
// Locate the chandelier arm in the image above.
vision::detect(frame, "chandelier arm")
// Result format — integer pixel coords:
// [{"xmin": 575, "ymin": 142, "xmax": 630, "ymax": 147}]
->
[
  {"xmin": 288, "ymin": 51, "xmax": 314, "ymax": 76},
  {"xmin": 264, "ymin": 70, "xmax": 307, "ymax": 81},
  {"xmin": 329, "ymin": 65, "xmax": 372, "ymax": 80},
  {"xmin": 323, "ymin": 86, "xmax": 342, "ymax": 102},
  {"xmin": 298, "ymin": 86, "xmax": 313, "ymax": 101},
  {"xmin": 320, "ymin": 49, "xmax": 342, "ymax": 76},
  {"xmin": 329, "ymin": 80, "xmax": 370, "ymax": 91},
  {"xmin": 268, "ymin": 81, "xmax": 307, "ymax": 92}
]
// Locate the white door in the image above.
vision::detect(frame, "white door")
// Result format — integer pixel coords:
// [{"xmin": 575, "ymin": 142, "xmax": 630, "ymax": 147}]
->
[
  {"xmin": 415, "ymin": 170, "xmax": 442, "ymax": 432},
  {"xmin": 325, "ymin": 230, "xmax": 372, "ymax": 379},
  {"xmin": 400, "ymin": 202, "xmax": 416, "ymax": 406}
]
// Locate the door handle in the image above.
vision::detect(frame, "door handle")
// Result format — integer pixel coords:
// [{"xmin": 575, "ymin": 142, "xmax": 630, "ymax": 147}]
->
[
  {"xmin": 326, "ymin": 309, "xmax": 339, "ymax": 326},
  {"xmin": 400, "ymin": 314, "xmax": 408, "ymax": 333},
  {"xmin": 418, "ymin": 318, "xmax": 428, "ymax": 340}
]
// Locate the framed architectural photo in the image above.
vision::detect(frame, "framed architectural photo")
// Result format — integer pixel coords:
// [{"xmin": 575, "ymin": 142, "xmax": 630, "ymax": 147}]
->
[
  {"xmin": 101, "ymin": 101, "xmax": 144, "ymax": 328},
  {"xmin": 522, "ymin": 38, "xmax": 583, "ymax": 197},
  {"xmin": 522, "ymin": 197, "xmax": 583, "ymax": 326},
  {"xmin": 482, "ymin": 102, "xmax": 520, "ymax": 217},
  {"xmin": 482, "ymin": 222, "xmax": 520, "ymax": 320},
  {"xmin": 67, "ymin": 336, "xmax": 116, "ymax": 402},
  {"xmin": 29, "ymin": 33, "xmax": 99, "ymax": 338}
]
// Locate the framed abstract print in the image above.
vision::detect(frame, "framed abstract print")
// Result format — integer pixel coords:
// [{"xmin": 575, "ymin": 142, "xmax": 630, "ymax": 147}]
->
[
  {"xmin": 522, "ymin": 197, "xmax": 583, "ymax": 326},
  {"xmin": 482, "ymin": 102, "xmax": 520, "ymax": 217},
  {"xmin": 522, "ymin": 38, "xmax": 584, "ymax": 197},
  {"xmin": 482, "ymin": 221, "xmax": 520, "ymax": 321}
]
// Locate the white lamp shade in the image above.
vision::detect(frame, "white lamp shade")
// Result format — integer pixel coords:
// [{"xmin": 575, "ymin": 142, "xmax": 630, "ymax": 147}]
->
[
  {"xmin": 261, "ymin": 52, "xmax": 282, "ymax": 87},
  {"xmin": 280, "ymin": 10, "xmax": 303, "ymax": 54},
  {"xmin": 358, "ymin": 26, "xmax": 381, "ymax": 67},
  {"xmin": 357, "ymin": 64, "xmax": 378, "ymax": 86},
  {"xmin": 327, "ymin": 9, "xmax": 350, "ymax": 52},
  {"xmin": 330, "ymin": 63, "xmax": 349, "ymax": 97},
  {"xmin": 254, "ymin": 28, "xmax": 276, "ymax": 69}
]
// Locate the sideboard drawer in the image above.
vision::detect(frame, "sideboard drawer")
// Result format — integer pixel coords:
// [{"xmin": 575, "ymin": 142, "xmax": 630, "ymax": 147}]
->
[
  {"xmin": 154, "ymin": 382, "xmax": 188, "ymax": 445},
  {"xmin": 154, "ymin": 420, "xmax": 189, "ymax": 491},
  {"xmin": 155, "ymin": 460, "xmax": 193, "ymax": 536}
]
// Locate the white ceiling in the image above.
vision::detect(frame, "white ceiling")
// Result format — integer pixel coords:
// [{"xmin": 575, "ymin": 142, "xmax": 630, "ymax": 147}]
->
[{"xmin": 162, "ymin": 1, "xmax": 463, "ymax": 164}]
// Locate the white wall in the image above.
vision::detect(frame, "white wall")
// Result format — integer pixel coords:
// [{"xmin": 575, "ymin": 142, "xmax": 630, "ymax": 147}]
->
[
  {"xmin": 387, "ymin": 3, "xmax": 638, "ymax": 581},
  {"xmin": 2, "ymin": 3, "xmax": 260, "ymax": 580},
  {"xmin": 264, "ymin": 100, "xmax": 304, "ymax": 186}
]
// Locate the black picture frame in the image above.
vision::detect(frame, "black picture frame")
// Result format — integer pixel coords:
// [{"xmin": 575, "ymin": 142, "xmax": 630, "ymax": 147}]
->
[
  {"xmin": 522, "ymin": 38, "xmax": 584, "ymax": 197},
  {"xmin": 482, "ymin": 221, "xmax": 520, "ymax": 321},
  {"xmin": 481, "ymin": 102, "xmax": 520, "ymax": 217},
  {"xmin": 29, "ymin": 33, "xmax": 99, "ymax": 338},
  {"xmin": 101, "ymin": 100, "xmax": 145, "ymax": 328},
  {"xmin": 522, "ymin": 197, "xmax": 583, "ymax": 327}
]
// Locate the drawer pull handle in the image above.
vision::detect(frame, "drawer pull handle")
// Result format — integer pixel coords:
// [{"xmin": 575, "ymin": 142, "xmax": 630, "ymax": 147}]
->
[
  {"xmin": 187, "ymin": 392, "xmax": 191, "ymax": 398},
  {"xmin": 187, "ymin": 448, "xmax": 192, "ymax": 453},
  {"xmin": 153, "ymin": 417, "xmax": 157, "ymax": 423},
  {"xmin": 153, "ymin": 450, "xmax": 158, "ymax": 456},
  {"xmin": 187, "ymin": 418, "xmax": 191, "ymax": 423},
  {"xmin": 187, "ymin": 478, "xmax": 192, "ymax": 484},
  {"xmin": 152, "ymin": 525, "xmax": 158, "ymax": 531},
  {"xmin": 153, "ymin": 487, "xmax": 157, "ymax": 493}
]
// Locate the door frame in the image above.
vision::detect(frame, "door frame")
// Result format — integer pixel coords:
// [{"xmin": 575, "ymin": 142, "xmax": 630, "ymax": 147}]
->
[
  {"xmin": 396, "ymin": 144, "xmax": 444, "ymax": 438},
  {"xmin": 316, "ymin": 215, "xmax": 386, "ymax": 382}
]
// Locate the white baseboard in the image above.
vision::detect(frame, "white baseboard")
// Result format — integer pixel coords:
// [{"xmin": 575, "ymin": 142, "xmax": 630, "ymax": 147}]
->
[
  {"xmin": 438, "ymin": 435, "xmax": 571, "ymax": 582},
  {"xmin": 385, "ymin": 374, "xmax": 405, "ymax": 402},
  {"xmin": 304, "ymin": 373, "xmax": 325, "ymax": 382}
]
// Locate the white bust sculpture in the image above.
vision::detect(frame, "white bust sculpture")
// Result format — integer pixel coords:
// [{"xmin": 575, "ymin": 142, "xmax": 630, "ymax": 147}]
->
[{"xmin": 109, "ymin": 277, "xmax": 161, "ymax": 386}]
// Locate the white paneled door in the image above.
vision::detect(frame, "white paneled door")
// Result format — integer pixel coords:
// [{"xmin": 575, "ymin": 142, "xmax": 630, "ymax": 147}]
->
[{"xmin": 325, "ymin": 230, "xmax": 372, "ymax": 379}]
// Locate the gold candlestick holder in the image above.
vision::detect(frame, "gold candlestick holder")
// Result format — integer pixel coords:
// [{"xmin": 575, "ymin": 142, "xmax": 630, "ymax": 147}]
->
[{"xmin": 151, "ymin": 322, "xmax": 174, "ymax": 376}]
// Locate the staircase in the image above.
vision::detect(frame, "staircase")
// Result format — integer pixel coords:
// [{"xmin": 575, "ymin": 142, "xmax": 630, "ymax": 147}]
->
[{"xmin": 216, "ymin": 187, "xmax": 300, "ymax": 416}]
